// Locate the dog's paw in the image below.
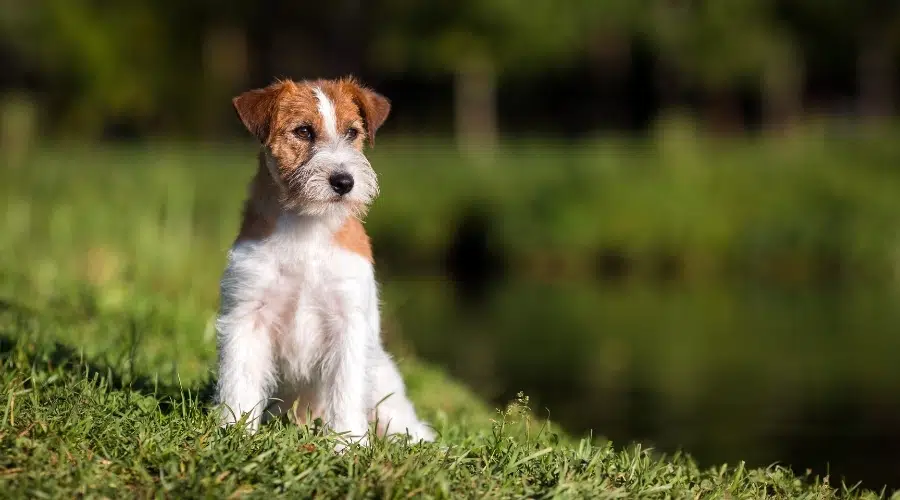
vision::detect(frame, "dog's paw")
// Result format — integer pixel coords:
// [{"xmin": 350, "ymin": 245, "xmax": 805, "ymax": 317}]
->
[{"xmin": 410, "ymin": 425, "xmax": 436, "ymax": 443}]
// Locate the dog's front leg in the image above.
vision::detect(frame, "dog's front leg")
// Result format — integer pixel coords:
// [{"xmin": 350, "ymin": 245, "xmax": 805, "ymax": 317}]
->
[
  {"xmin": 368, "ymin": 346, "xmax": 435, "ymax": 443},
  {"xmin": 215, "ymin": 312, "xmax": 276, "ymax": 433},
  {"xmin": 320, "ymin": 309, "xmax": 370, "ymax": 450}
]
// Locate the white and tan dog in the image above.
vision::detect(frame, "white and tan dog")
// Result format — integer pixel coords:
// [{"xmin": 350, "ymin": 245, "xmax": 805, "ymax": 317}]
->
[{"xmin": 215, "ymin": 77, "xmax": 434, "ymax": 446}]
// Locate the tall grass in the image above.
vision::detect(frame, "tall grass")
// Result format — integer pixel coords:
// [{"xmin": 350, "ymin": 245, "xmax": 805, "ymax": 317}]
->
[{"xmin": 6, "ymin": 130, "xmax": 900, "ymax": 291}]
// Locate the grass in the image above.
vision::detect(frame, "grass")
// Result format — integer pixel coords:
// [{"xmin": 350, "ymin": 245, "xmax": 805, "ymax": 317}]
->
[
  {"xmin": 0, "ymin": 138, "xmax": 896, "ymax": 497},
  {"xmin": 5, "ymin": 128, "xmax": 900, "ymax": 286},
  {"xmin": 0, "ymin": 321, "xmax": 882, "ymax": 499}
]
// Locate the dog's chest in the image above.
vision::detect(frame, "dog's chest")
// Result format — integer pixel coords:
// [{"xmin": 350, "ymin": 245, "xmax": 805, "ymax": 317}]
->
[
  {"xmin": 223, "ymin": 217, "xmax": 375, "ymax": 344},
  {"xmin": 275, "ymin": 219, "xmax": 372, "ymax": 287}
]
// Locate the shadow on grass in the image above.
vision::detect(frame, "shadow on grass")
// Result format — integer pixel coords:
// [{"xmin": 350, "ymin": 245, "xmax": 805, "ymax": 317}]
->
[{"xmin": 0, "ymin": 297, "xmax": 217, "ymax": 414}]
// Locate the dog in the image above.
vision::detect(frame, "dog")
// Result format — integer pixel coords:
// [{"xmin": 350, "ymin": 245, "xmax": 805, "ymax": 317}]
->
[{"xmin": 214, "ymin": 77, "xmax": 434, "ymax": 447}]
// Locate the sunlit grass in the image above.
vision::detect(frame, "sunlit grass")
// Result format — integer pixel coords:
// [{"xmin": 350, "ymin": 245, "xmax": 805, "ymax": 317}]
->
[{"xmin": 0, "ymin": 325, "xmax": 879, "ymax": 498}]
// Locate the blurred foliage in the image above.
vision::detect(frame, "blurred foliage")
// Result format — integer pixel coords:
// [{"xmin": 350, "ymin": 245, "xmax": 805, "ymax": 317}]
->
[
  {"xmin": 3, "ymin": 132, "xmax": 900, "ymax": 304},
  {"xmin": 643, "ymin": 0, "xmax": 791, "ymax": 90},
  {"xmin": 1, "ymin": 0, "xmax": 181, "ymax": 134},
  {"xmin": 1, "ymin": 0, "xmax": 899, "ymax": 138},
  {"xmin": 369, "ymin": 0, "xmax": 631, "ymax": 75}
]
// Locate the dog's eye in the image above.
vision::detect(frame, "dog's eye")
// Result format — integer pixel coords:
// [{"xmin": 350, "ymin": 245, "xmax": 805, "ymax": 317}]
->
[
  {"xmin": 293, "ymin": 125, "xmax": 314, "ymax": 141},
  {"xmin": 345, "ymin": 128, "xmax": 360, "ymax": 141}
]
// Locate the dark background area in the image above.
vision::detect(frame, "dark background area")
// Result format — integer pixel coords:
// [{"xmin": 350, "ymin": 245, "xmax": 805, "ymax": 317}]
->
[{"xmin": 1, "ymin": 0, "xmax": 897, "ymax": 140}]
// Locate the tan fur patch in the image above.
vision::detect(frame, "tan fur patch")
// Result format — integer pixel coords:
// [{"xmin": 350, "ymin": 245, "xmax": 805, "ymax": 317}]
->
[
  {"xmin": 235, "ymin": 152, "xmax": 280, "ymax": 243},
  {"xmin": 266, "ymin": 82, "xmax": 323, "ymax": 182},
  {"xmin": 333, "ymin": 217, "xmax": 373, "ymax": 262}
]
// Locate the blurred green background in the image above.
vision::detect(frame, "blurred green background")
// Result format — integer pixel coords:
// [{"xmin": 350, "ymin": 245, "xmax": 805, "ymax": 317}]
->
[{"xmin": 3, "ymin": 0, "xmax": 900, "ymax": 491}]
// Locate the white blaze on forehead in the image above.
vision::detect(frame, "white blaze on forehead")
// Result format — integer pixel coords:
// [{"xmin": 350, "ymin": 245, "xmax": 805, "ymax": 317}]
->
[{"xmin": 313, "ymin": 87, "xmax": 338, "ymax": 141}]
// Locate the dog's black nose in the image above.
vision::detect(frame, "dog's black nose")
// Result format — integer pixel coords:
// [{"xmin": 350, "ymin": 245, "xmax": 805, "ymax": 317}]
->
[{"xmin": 328, "ymin": 172, "xmax": 354, "ymax": 195}]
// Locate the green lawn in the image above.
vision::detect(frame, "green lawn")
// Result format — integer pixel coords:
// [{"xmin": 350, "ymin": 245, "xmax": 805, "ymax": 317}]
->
[
  {"xmin": 0, "ymin": 141, "xmax": 894, "ymax": 498},
  {"xmin": 0, "ymin": 299, "xmax": 881, "ymax": 498}
]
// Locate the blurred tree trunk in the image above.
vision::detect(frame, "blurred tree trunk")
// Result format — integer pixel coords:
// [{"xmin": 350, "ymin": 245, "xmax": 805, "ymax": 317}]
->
[
  {"xmin": 857, "ymin": 29, "xmax": 895, "ymax": 121},
  {"xmin": 762, "ymin": 46, "xmax": 803, "ymax": 133},
  {"xmin": 703, "ymin": 89, "xmax": 743, "ymax": 135},
  {"xmin": 202, "ymin": 24, "xmax": 248, "ymax": 137},
  {"xmin": 0, "ymin": 92, "xmax": 37, "ymax": 169},
  {"xmin": 655, "ymin": 59, "xmax": 682, "ymax": 113},
  {"xmin": 454, "ymin": 55, "xmax": 497, "ymax": 159}
]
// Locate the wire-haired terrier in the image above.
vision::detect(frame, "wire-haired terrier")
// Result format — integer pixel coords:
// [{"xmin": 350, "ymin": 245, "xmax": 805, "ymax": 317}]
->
[{"xmin": 215, "ymin": 77, "xmax": 434, "ymax": 447}]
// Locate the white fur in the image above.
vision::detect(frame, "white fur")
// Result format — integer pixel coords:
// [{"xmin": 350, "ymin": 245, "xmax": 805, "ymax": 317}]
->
[
  {"xmin": 314, "ymin": 87, "xmax": 338, "ymax": 141},
  {"xmin": 215, "ymin": 211, "xmax": 435, "ymax": 446},
  {"xmin": 283, "ymin": 144, "xmax": 379, "ymax": 218}
]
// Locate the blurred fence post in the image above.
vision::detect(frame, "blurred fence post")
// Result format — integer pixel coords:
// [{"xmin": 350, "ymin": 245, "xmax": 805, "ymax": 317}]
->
[
  {"xmin": 454, "ymin": 55, "xmax": 497, "ymax": 163},
  {"xmin": 857, "ymin": 30, "xmax": 896, "ymax": 122},
  {"xmin": 0, "ymin": 92, "xmax": 37, "ymax": 169},
  {"xmin": 762, "ymin": 44, "xmax": 803, "ymax": 134},
  {"xmin": 203, "ymin": 24, "xmax": 248, "ymax": 137}
]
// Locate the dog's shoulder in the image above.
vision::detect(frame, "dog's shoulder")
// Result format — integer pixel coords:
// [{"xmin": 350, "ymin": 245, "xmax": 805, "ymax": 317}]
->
[{"xmin": 333, "ymin": 217, "xmax": 372, "ymax": 263}]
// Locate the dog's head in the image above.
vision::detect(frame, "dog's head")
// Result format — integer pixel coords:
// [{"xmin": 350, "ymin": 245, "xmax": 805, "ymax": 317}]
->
[{"xmin": 232, "ymin": 77, "xmax": 390, "ymax": 219}]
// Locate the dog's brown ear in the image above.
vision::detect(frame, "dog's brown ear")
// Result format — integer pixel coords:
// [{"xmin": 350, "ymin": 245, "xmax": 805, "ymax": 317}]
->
[
  {"xmin": 232, "ymin": 84, "xmax": 282, "ymax": 143},
  {"xmin": 349, "ymin": 82, "xmax": 391, "ymax": 146}
]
